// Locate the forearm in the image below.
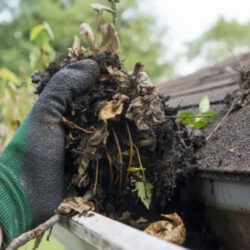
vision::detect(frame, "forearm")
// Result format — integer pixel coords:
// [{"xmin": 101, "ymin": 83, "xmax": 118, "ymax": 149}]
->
[{"xmin": 0, "ymin": 116, "xmax": 33, "ymax": 245}]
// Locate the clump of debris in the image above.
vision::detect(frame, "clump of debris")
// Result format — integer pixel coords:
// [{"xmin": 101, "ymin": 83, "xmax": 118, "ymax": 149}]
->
[
  {"xmin": 224, "ymin": 66, "xmax": 250, "ymax": 110},
  {"xmin": 32, "ymin": 50, "xmax": 203, "ymax": 245}
]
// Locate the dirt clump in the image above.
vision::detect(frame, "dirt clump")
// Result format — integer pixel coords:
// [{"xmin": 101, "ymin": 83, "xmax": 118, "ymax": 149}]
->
[
  {"xmin": 224, "ymin": 67, "xmax": 250, "ymax": 110},
  {"xmin": 32, "ymin": 51, "xmax": 203, "ymax": 245}
]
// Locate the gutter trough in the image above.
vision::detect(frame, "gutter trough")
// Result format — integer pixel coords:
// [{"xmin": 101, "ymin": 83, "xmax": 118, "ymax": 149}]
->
[
  {"xmin": 191, "ymin": 171, "xmax": 250, "ymax": 250},
  {"xmin": 52, "ymin": 212, "xmax": 187, "ymax": 250},
  {"xmin": 52, "ymin": 171, "xmax": 250, "ymax": 250}
]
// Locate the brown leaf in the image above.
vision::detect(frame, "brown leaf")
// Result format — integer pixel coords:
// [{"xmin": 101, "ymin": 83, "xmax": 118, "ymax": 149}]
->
[
  {"xmin": 100, "ymin": 23, "xmax": 120, "ymax": 53},
  {"xmin": 107, "ymin": 66, "xmax": 127, "ymax": 82},
  {"xmin": 136, "ymin": 217, "xmax": 148, "ymax": 223},
  {"xmin": 121, "ymin": 211, "xmax": 131, "ymax": 220},
  {"xmin": 68, "ymin": 36, "xmax": 87, "ymax": 57},
  {"xmin": 57, "ymin": 197, "xmax": 95, "ymax": 215},
  {"xmin": 87, "ymin": 123, "xmax": 109, "ymax": 146},
  {"xmin": 99, "ymin": 74, "xmax": 111, "ymax": 82},
  {"xmin": 99, "ymin": 93, "xmax": 129, "ymax": 120},
  {"xmin": 144, "ymin": 212, "xmax": 186, "ymax": 245},
  {"xmin": 80, "ymin": 23, "xmax": 95, "ymax": 44}
]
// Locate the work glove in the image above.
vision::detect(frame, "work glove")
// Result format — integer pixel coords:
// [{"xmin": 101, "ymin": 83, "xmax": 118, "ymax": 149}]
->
[{"xmin": 0, "ymin": 59, "xmax": 100, "ymax": 246}]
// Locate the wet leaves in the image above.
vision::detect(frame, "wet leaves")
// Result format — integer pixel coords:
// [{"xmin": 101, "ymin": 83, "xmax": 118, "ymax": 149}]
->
[
  {"xmin": 68, "ymin": 36, "xmax": 87, "ymax": 58},
  {"xmin": 57, "ymin": 197, "xmax": 95, "ymax": 215},
  {"xmin": 100, "ymin": 23, "xmax": 120, "ymax": 54},
  {"xmin": 35, "ymin": 51, "xmax": 201, "ymax": 238},
  {"xmin": 106, "ymin": 66, "xmax": 127, "ymax": 81},
  {"xmin": 99, "ymin": 93, "xmax": 129, "ymax": 120},
  {"xmin": 144, "ymin": 212, "xmax": 186, "ymax": 245}
]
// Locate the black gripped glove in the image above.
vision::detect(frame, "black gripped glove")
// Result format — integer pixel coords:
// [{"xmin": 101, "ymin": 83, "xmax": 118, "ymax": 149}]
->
[{"xmin": 0, "ymin": 59, "xmax": 100, "ymax": 245}]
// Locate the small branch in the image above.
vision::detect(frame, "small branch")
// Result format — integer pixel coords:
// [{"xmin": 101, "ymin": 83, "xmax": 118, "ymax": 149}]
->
[
  {"xmin": 7, "ymin": 214, "xmax": 61, "ymax": 250},
  {"xmin": 93, "ymin": 13, "xmax": 99, "ymax": 54},
  {"xmin": 125, "ymin": 121, "xmax": 134, "ymax": 185},
  {"xmin": 206, "ymin": 99, "xmax": 236, "ymax": 141},
  {"xmin": 62, "ymin": 117, "xmax": 95, "ymax": 134},
  {"xmin": 133, "ymin": 143, "xmax": 146, "ymax": 182},
  {"xmin": 93, "ymin": 160, "xmax": 99, "ymax": 195},
  {"xmin": 112, "ymin": 126, "xmax": 123, "ymax": 192},
  {"xmin": 33, "ymin": 232, "xmax": 45, "ymax": 250},
  {"xmin": 105, "ymin": 148, "xmax": 114, "ymax": 187}
]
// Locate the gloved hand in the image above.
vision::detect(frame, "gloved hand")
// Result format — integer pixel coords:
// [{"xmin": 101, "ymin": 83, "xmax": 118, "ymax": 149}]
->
[{"xmin": 0, "ymin": 59, "xmax": 100, "ymax": 246}]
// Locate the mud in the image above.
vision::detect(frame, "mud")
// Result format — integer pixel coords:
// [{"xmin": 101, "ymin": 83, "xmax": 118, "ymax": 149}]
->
[{"xmin": 32, "ymin": 51, "xmax": 225, "ymax": 249}]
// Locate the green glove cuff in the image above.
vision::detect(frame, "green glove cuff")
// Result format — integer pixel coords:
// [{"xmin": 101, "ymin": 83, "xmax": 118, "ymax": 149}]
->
[{"xmin": 0, "ymin": 114, "xmax": 33, "ymax": 245}]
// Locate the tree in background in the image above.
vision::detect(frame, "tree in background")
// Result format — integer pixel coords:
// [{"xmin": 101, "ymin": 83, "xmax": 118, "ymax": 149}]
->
[
  {"xmin": 0, "ymin": 0, "xmax": 173, "ymax": 82},
  {"xmin": 0, "ymin": 0, "xmax": 173, "ymax": 146},
  {"xmin": 186, "ymin": 17, "xmax": 250, "ymax": 63}
]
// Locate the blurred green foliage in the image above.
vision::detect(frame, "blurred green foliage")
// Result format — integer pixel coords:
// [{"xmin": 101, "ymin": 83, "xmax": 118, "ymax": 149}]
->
[
  {"xmin": 178, "ymin": 96, "xmax": 217, "ymax": 129},
  {"xmin": 0, "ymin": 0, "xmax": 173, "ymax": 81},
  {"xmin": 186, "ymin": 17, "xmax": 250, "ymax": 63},
  {"xmin": 0, "ymin": 67, "xmax": 35, "ymax": 145},
  {"xmin": 19, "ymin": 232, "xmax": 66, "ymax": 250},
  {"xmin": 0, "ymin": 0, "xmax": 174, "ymax": 146},
  {"xmin": 29, "ymin": 22, "xmax": 55, "ymax": 71}
]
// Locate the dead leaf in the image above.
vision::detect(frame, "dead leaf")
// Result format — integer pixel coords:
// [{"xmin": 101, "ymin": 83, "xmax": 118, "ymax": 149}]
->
[
  {"xmin": 65, "ymin": 132, "xmax": 74, "ymax": 149},
  {"xmin": 107, "ymin": 66, "xmax": 127, "ymax": 82},
  {"xmin": 57, "ymin": 197, "xmax": 95, "ymax": 215},
  {"xmin": 99, "ymin": 74, "xmax": 111, "ymax": 82},
  {"xmin": 126, "ymin": 94, "xmax": 166, "ymax": 131},
  {"xmin": 80, "ymin": 23, "xmax": 95, "ymax": 44},
  {"xmin": 144, "ymin": 212, "xmax": 186, "ymax": 245},
  {"xmin": 100, "ymin": 23, "xmax": 120, "ymax": 53},
  {"xmin": 88, "ymin": 123, "xmax": 109, "ymax": 146},
  {"xmin": 68, "ymin": 36, "xmax": 87, "ymax": 57},
  {"xmin": 136, "ymin": 217, "xmax": 148, "ymax": 223},
  {"xmin": 230, "ymin": 146, "xmax": 236, "ymax": 153},
  {"xmin": 121, "ymin": 211, "xmax": 131, "ymax": 220},
  {"xmin": 136, "ymin": 71, "xmax": 155, "ymax": 95},
  {"xmin": 99, "ymin": 93, "xmax": 129, "ymax": 120}
]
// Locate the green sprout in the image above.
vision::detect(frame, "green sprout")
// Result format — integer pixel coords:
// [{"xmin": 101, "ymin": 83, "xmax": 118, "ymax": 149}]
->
[{"xmin": 178, "ymin": 96, "xmax": 217, "ymax": 129}]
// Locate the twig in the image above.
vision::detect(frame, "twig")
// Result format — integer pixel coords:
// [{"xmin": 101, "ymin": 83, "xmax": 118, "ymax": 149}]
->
[
  {"xmin": 132, "ymin": 143, "xmax": 146, "ymax": 181},
  {"xmin": 7, "ymin": 214, "xmax": 61, "ymax": 250},
  {"xmin": 105, "ymin": 148, "xmax": 114, "ymax": 187},
  {"xmin": 228, "ymin": 47, "xmax": 244, "ymax": 71},
  {"xmin": 46, "ymin": 227, "xmax": 53, "ymax": 241},
  {"xmin": 93, "ymin": 160, "xmax": 99, "ymax": 195},
  {"xmin": 33, "ymin": 232, "xmax": 45, "ymax": 250},
  {"xmin": 93, "ymin": 13, "xmax": 99, "ymax": 53},
  {"xmin": 78, "ymin": 174, "xmax": 87, "ymax": 188},
  {"xmin": 62, "ymin": 117, "xmax": 95, "ymax": 134},
  {"xmin": 206, "ymin": 99, "xmax": 236, "ymax": 141},
  {"xmin": 125, "ymin": 121, "xmax": 134, "ymax": 185},
  {"xmin": 112, "ymin": 126, "xmax": 123, "ymax": 192},
  {"xmin": 113, "ymin": 174, "xmax": 119, "ymax": 186}
]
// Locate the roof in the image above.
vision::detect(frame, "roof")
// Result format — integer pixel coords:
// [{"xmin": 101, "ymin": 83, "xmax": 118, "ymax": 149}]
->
[
  {"xmin": 159, "ymin": 53, "xmax": 250, "ymax": 175},
  {"xmin": 159, "ymin": 52, "xmax": 250, "ymax": 109}
]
